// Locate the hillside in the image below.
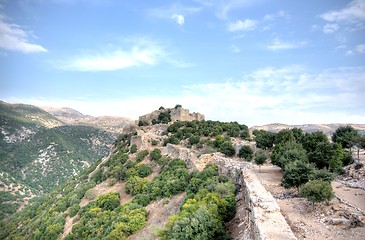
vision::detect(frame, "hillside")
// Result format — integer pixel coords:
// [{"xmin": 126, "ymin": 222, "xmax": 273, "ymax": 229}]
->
[
  {"xmin": 1, "ymin": 106, "xmax": 364, "ymax": 240},
  {"xmin": 0, "ymin": 101, "xmax": 131, "ymax": 218}
]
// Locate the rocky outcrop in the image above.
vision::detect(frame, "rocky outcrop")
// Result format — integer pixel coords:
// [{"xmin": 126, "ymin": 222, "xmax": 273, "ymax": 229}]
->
[
  {"xmin": 162, "ymin": 144, "xmax": 199, "ymax": 170},
  {"xmin": 138, "ymin": 107, "xmax": 204, "ymax": 125}
]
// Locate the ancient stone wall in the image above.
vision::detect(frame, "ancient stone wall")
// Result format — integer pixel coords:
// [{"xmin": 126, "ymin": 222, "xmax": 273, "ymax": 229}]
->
[
  {"xmin": 162, "ymin": 145, "xmax": 296, "ymax": 240},
  {"xmin": 138, "ymin": 107, "xmax": 204, "ymax": 125}
]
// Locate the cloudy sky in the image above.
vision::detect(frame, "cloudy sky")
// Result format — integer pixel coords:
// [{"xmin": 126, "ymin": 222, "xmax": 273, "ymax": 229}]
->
[{"xmin": 0, "ymin": 0, "xmax": 364, "ymax": 126}]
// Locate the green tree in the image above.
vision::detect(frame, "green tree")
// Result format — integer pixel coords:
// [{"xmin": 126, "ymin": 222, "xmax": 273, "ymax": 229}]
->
[
  {"xmin": 301, "ymin": 131, "xmax": 328, "ymax": 153},
  {"xmin": 253, "ymin": 130, "xmax": 275, "ymax": 149},
  {"xmin": 300, "ymin": 180, "xmax": 334, "ymax": 204},
  {"xmin": 255, "ymin": 150, "xmax": 267, "ymax": 172},
  {"xmin": 275, "ymin": 129, "xmax": 295, "ymax": 145},
  {"xmin": 219, "ymin": 141, "xmax": 235, "ymax": 156},
  {"xmin": 238, "ymin": 145, "xmax": 253, "ymax": 161},
  {"xmin": 332, "ymin": 125, "xmax": 359, "ymax": 149},
  {"xmin": 271, "ymin": 141, "xmax": 307, "ymax": 168},
  {"xmin": 310, "ymin": 169, "xmax": 334, "ymax": 182},
  {"xmin": 174, "ymin": 104, "xmax": 182, "ymax": 109},
  {"xmin": 282, "ymin": 161, "xmax": 314, "ymax": 189},
  {"xmin": 308, "ymin": 142, "xmax": 338, "ymax": 170},
  {"xmin": 353, "ymin": 134, "xmax": 365, "ymax": 160},
  {"xmin": 157, "ymin": 111, "xmax": 172, "ymax": 124}
]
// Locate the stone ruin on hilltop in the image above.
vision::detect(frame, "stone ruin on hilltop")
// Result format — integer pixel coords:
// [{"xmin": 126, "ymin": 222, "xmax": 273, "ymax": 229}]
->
[{"xmin": 138, "ymin": 106, "xmax": 205, "ymax": 125}]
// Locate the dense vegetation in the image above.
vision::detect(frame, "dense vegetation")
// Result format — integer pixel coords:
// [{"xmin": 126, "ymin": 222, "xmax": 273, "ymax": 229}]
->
[
  {"xmin": 253, "ymin": 126, "xmax": 361, "ymax": 203},
  {"xmin": 0, "ymin": 102, "xmax": 117, "ymax": 218},
  {"xmin": 1, "ymin": 126, "xmax": 237, "ymax": 240},
  {"xmin": 165, "ymin": 120, "xmax": 249, "ymax": 156}
]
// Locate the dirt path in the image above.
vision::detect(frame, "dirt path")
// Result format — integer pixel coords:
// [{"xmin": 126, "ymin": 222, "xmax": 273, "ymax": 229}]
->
[
  {"xmin": 254, "ymin": 164, "xmax": 365, "ymax": 240},
  {"xmin": 332, "ymin": 181, "xmax": 365, "ymax": 211},
  {"xmin": 61, "ymin": 215, "xmax": 77, "ymax": 240}
]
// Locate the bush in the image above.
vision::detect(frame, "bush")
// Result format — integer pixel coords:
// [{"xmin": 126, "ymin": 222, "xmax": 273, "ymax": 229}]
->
[
  {"xmin": 96, "ymin": 192, "xmax": 120, "ymax": 211},
  {"xmin": 151, "ymin": 139, "xmax": 158, "ymax": 146},
  {"xmin": 137, "ymin": 164, "xmax": 153, "ymax": 178},
  {"xmin": 125, "ymin": 176, "xmax": 148, "ymax": 196},
  {"xmin": 130, "ymin": 144, "xmax": 137, "ymax": 154},
  {"xmin": 238, "ymin": 145, "xmax": 253, "ymax": 161},
  {"xmin": 150, "ymin": 148, "xmax": 162, "ymax": 162},
  {"xmin": 282, "ymin": 161, "xmax": 314, "ymax": 189},
  {"xmin": 300, "ymin": 180, "xmax": 334, "ymax": 203},
  {"xmin": 310, "ymin": 169, "xmax": 334, "ymax": 182},
  {"xmin": 69, "ymin": 204, "xmax": 80, "ymax": 217},
  {"xmin": 219, "ymin": 141, "xmax": 235, "ymax": 156},
  {"xmin": 136, "ymin": 150, "xmax": 149, "ymax": 162}
]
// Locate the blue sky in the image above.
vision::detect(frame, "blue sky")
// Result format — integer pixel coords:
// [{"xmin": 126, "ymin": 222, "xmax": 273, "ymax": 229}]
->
[{"xmin": 0, "ymin": 0, "xmax": 364, "ymax": 126}]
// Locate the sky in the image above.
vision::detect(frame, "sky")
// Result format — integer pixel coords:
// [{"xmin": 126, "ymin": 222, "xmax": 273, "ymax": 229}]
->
[{"xmin": 0, "ymin": 0, "xmax": 364, "ymax": 126}]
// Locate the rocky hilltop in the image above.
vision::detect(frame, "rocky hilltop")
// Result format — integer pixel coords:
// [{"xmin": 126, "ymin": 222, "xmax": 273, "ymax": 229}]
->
[{"xmin": 138, "ymin": 106, "xmax": 204, "ymax": 125}]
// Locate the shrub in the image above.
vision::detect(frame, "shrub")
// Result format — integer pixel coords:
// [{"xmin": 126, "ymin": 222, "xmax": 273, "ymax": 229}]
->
[
  {"xmin": 219, "ymin": 141, "xmax": 235, "ymax": 156},
  {"xmin": 151, "ymin": 139, "xmax": 158, "ymax": 146},
  {"xmin": 69, "ymin": 204, "xmax": 80, "ymax": 217},
  {"xmin": 125, "ymin": 176, "xmax": 148, "ymax": 196},
  {"xmin": 254, "ymin": 150, "xmax": 267, "ymax": 171},
  {"xmin": 130, "ymin": 144, "xmax": 137, "ymax": 154},
  {"xmin": 137, "ymin": 164, "xmax": 153, "ymax": 178},
  {"xmin": 136, "ymin": 150, "xmax": 149, "ymax": 162},
  {"xmin": 282, "ymin": 161, "xmax": 314, "ymax": 189},
  {"xmin": 300, "ymin": 180, "xmax": 334, "ymax": 203},
  {"xmin": 96, "ymin": 192, "xmax": 120, "ymax": 211},
  {"xmin": 238, "ymin": 145, "xmax": 253, "ymax": 161},
  {"xmin": 150, "ymin": 148, "xmax": 162, "ymax": 162}
]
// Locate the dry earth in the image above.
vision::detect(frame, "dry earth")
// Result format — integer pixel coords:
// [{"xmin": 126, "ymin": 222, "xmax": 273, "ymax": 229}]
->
[{"xmin": 254, "ymin": 162, "xmax": 365, "ymax": 240}]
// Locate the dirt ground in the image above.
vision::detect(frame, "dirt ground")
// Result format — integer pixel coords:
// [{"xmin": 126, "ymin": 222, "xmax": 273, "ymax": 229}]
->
[{"xmin": 254, "ymin": 164, "xmax": 365, "ymax": 240}]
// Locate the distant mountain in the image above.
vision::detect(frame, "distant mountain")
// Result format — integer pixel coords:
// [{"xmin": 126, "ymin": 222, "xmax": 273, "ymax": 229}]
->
[
  {"xmin": 41, "ymin": 106, "xmax": 85, "ymax": 118},
  {"xmin": 250, "ymin": 123, "xmax": 365, "ymax": 135},
  {"xmin": 41, "ymin": 106, "xmax": 133, "ymax": 134},
  {"xmin": 0, "ymin": 101, "xmax": 132, "ymax": 218}
]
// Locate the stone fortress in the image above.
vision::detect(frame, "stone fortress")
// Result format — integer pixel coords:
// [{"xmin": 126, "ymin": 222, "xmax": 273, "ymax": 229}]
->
[{"xmin": 138, "ymin": 106, "xmax": 205, "ymax": 125}]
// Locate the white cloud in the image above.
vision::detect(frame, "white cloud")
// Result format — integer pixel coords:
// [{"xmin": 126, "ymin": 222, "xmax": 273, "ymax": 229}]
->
[
  {"xmin": 321, "ymin": 0, "xmax": 365, "ymax": 23},
  {"xmin": 56, "ymin": 39, "xmax": 167, "ymax": 71},
  {"xmin": 7, "ymin": 66, "xmax": 365, "ymax": 126},
  {"xmin": 148, "ymin": 3, "xmax": 200, "ymax": 24},
  {"xmin": 356, "ymin": 43, "xmax": 365, "ymax": 53},
  {"xmin": 0, "ymin": 13, "xmax": 47, "ymax": 53},
  {"xmin": 323, "ymin": 23, "xmax": 339, "ymax": 33},
  {"xmin": 230, "ymin": 44, "xmax": 241, "ymax": 53},
  {"xmin": 228, "ymin": 19, "xmax": 257, "ymax": 32},
  {"xmin": 171, "ymin": 14, "xmax": 184, "ymax": 25},
  {"xmin": 267, "ymin": 38, "xmax": 307, "ymax": 51},
  {"xmin": 263, "ymin": 10, "xmax": 289, "ymax": 21},
  {"xmin": 194, "ymin": 0, "xmax": 258, "ymax": 19},
  {"xmin": 346, "ymin": 43, "xmax": 365, "ymax": 55}
]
